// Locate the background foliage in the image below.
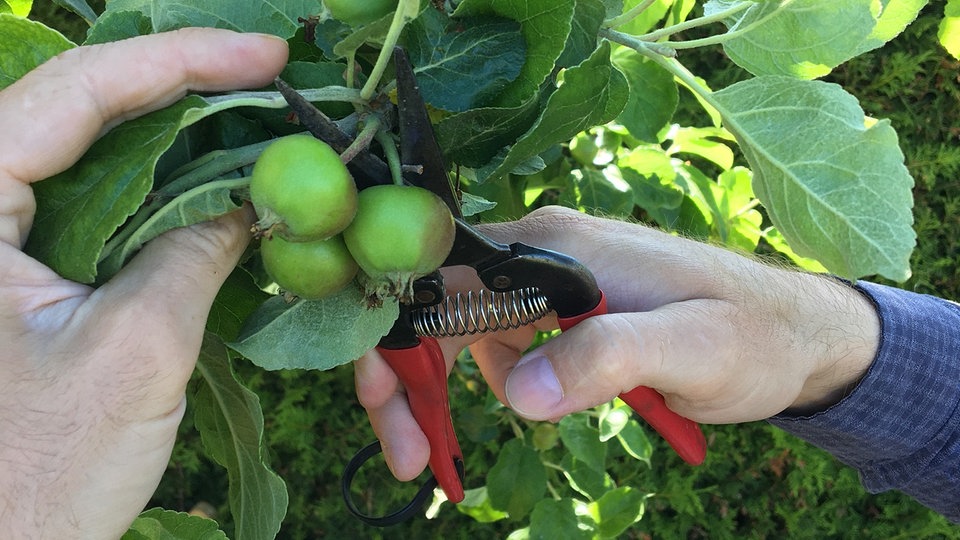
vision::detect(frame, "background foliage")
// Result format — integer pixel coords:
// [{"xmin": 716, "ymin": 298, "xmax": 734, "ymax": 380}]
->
[{"xmin": 25, "ymin": 0, "xmax": 960, "ymax": 538}]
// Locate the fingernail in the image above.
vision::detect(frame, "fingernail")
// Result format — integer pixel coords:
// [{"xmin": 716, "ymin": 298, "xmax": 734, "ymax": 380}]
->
[
  {"xmin": 505, "ymin": 354, "xmax": 563, "ymax": 418},
  {"xmin": 247, "ymin": 32, "xmax": 287, "ymax": 42}
]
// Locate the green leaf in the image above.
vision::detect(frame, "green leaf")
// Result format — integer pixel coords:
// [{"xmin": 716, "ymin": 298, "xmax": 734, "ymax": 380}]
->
[
  {"xmin": 941, "ymin": 0, "xmax": 960, "ymax": 60},
  {"xmin": 457, "ymin": 405, "xmax": 500, "ymax": 443},
  {"xmin": 229, "ymin": 287, "xmax": 399, "ymax": 371},
  {"xmin": 531, "ymin": 422, "xmax": 559, "ymax": 451},
  {"xmin": 592, "ymin": 486, "xmax": 646, "ymax": 538},
  {"xmin": 84, "ymin": 9, "xmax": 153, "ymax": 44},
  {"xmin": 616, "ymin": 0, "xmax": 674, "ymax": 35},
  {"xmin": 454, "ymin": 0, "xmax": 576, "ymax": 106},
  {"xmin": 706, "ymin": 0, "xmax": 877, "ymax": 79},
  {"xmin": 194, "ymin": 334, "xmax": 288, "ymax": 540},
  {"xmin": 598, "ymin": 402, "xmax": 630, "ymax": 442},
  {"xmin": 330, "ymin": 15, "xmax": 393, "ymax": 58},
  {"xmin": 666, "ymin": 125, "xmax": 735, "ymax": 171},
  {"xmin": 122, "ymin": 509, "xmax": 227, "ymax": 540},
  {"xmin": 484, "ymin": 40, "xmax": 629, "ymax": 183},
  {"xmin": 560, "ymin": 168, "xmax": 634, "ymax": 217},
  {"xmin": 460, "ymin": 191, "xmax": 498, "ymax": 217},
  {"xmin": 711, "ymin": 76, "xmax": 915, "ymax": 280},
  {"xmin": 557, "ymin": 0, "xmax": 604, "ymax": 67},
  {"xmin": 486, "ymin": 438, "xmax": 547, "ymax": 519},
  {"xmin": 436, "ymin": 93, "xmax": 541, "ymax": 168},
  {"xmin": 613, "ymin": 47, "xmax": 678, "ymax": 143},
  {"xmin": 24, "ymin": 95, "xmax": 210, "ymax": 283},
  {"xmin": 455, "ymin": 487, "xmax": 510, "ymax": 523},
  {"xmin": 97, "ymin": 177, "xmax": 246, "ymax": 280},
  {"xmin": 95, "ymin": 0, "xmax": 317, "ymax": 37},
  {"xmin": 618, "ymin": 148, "xmax": 685, "ymax": 228},
  {"xmin": 854, "ymin": 0, "xmax": 929, "ymax": 55},
  {"xmin": 714, "ymin": 166, "xmax": 763, "ymax": 252},
  {"xmin": 1, "ymin": 0, "xmax": 30, "ymax": 17},
  {"xmin": 762, "ymin": 226, "xmax": 829, "ymax": 272},
  {"xmin": 207, "ymin": 268, "xmax": 270, "ymax": 342},
  {"xmin": 0, "ymin": 14, "xmax": 74, "ymax": 90},
  {"xmin": 558, "ymin": 413, "xmax": 606, "ymax": 473},
  {"xmin": 404, "ymin": 8, "xmax": 525, "ymax": 112},
  {"xmin": 560, "ymin": 454, "xmax": 615, "ymax": 501},
  {"xmin": 53, "ymin": 0, "xmax": 97, "ymax": 25},
  {"xmin": 616, "ymin": 418, "xmax": 653, "ymax": 463},
  {"xmin": 527, "ymin": 498, "xmax": 595, "ymax": 540}
]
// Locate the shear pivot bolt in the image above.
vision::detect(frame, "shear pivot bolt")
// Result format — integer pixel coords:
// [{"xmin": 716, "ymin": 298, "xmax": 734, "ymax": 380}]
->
[{"xmin": 414, "ymin": 290, "xmax": 437, "ymax": 303}]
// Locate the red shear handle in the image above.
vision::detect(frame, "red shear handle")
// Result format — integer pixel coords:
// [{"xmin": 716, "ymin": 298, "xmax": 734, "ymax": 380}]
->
[
  {"xmin": 377, "ymin": 338, "xmax": 465, "ymax": 503},
  {"xmin": 556, "ymin": 291, "xmax": 707, "ymax": 466}
]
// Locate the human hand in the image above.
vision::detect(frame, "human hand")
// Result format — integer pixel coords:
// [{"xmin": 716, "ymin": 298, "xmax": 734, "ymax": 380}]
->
[
  {"xmin": 0, "ymin": 29, "xmax": 287, "ymax": 538},
  {"xmin": 356, "ymin": 206, "xmax": 880, "ymax": 481}
]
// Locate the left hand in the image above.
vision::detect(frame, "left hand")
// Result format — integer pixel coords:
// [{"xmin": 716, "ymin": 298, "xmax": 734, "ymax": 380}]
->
[{"xmin": 0, "ymin": 29, "xmax": 287, "ymax": 538}]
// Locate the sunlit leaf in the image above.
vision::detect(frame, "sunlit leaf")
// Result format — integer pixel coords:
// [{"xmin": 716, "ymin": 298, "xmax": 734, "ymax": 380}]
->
[
  {"xmin": 455, "ymin": 487, "xmax": 510, "ymax": 523},
  {"xmin": 561, "ymin": 454, "xmax": 615, "ymax": 501},
  {"xmin": 0, "ymin": 14, "xmax": 74, "ymax": 90},
  {"xmin": 705, "ymin": 0, "xmax": 877, "ymax": 79},
  {"xmin": 855, "ymin": 0, "xmax": 928, "ymax": 55},
  {"xmin": 941, "ymin": 0, "xmax": 960, "ymax": 60},
  {"xmin": 592, "ymin": 486, "xmax": 646, "ymax": 538},
  {"xmin": 712, "ymin": 76, "xmax": 915, "ymax": 280},
  {"xmin": 0, "ymin": 0, "xmax": 31, "ymax": 17},
  {"xmin": 616, "ymin": 419, "xmax": 653, "ymax": 464},
  {"xmin": 599, "ymin": 402, "xmax": 631, "ymax": 442}
]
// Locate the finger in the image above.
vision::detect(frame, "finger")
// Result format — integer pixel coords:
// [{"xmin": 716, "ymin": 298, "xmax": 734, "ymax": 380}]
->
[
  {"xmin": 502, "ymin": 300, "xmax": 741, "ymax": 422},
  {"xmin": 353, "ymin": 266, "xmax": 489, "ymax": 482},
  {"xmin": 0, "ymin": 29, "xmax": 288, "ymax": 246},
  {"xmin": 475, "ymin": 206, "xmax": 727, "ymax": 312},
  {"xmin": 355, "ymin": 350, "xmax": 429, "ymax": 481},
  {"xmin": 468, "ymin": 315, "xmax": 556, "ymax": 405}
]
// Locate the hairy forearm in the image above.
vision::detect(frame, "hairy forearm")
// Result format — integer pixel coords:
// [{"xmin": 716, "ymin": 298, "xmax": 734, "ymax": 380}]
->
[
  {"xmin": 770, "ymin": 281, "xmax": 960, "ymax": 522},
  {"xmin": 782, "ymin": 274, "xmax": 880, "ymax": 414}
]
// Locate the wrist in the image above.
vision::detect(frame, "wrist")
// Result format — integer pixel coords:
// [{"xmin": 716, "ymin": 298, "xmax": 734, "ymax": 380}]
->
[{"xmin": 785, "ymin": 275, "xmax": 880, "ymax": 415}]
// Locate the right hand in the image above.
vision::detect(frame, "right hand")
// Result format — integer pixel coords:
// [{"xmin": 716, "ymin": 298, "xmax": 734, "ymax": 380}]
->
[{"xmin": 357, "ymin": 205, "xmax": 880, "ymax": 481}]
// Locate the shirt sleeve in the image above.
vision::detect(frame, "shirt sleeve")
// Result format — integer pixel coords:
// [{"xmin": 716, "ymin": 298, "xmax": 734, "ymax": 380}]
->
[{"xmin": 767, "ymin": 280, "xmax": 960, "ymax": 522}]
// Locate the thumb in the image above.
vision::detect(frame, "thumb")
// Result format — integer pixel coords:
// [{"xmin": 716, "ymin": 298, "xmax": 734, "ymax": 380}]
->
[
  {"xmin": 503, "ymin": 301, "xmax": 731, "ymax": 421},
  {"xmin": 98, "ymin": 206, "xmax": 255, "ymax": 349}
]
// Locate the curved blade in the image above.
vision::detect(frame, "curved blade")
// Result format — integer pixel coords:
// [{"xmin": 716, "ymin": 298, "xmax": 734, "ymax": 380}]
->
[{"xmin": 394, "ymin": 48, "xmax": 462, "ymax": 219}]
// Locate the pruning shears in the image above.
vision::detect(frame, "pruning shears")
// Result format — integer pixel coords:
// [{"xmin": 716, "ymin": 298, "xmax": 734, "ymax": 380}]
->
[{"xmin": 276, "ymin": 48, "xmax": 706, "ymax": 527}]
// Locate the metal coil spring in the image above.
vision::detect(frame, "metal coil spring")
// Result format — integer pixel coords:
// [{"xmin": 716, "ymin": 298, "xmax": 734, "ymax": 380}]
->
[{"xmin": 412, "ymin": 287, "xmax": 551, "ymax": 337}]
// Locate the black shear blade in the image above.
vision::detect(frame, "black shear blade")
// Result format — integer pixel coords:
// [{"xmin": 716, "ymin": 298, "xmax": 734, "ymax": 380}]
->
[{"xmin": 393, "ymin": 48, "xmax": 462, "ymax": 219}]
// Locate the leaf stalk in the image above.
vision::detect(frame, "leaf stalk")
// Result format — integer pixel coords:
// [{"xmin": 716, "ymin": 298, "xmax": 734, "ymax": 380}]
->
[
  {"xmin": 637, "ymin": 2, "xmax": 751, "ymax": 42},
  {"xmin": 359, "ymin": 0, "xmax": 420, "ymax": 101},
  {"xmin": 603, "ymin": 0, "xmax": 657, "ymax": 29}
]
